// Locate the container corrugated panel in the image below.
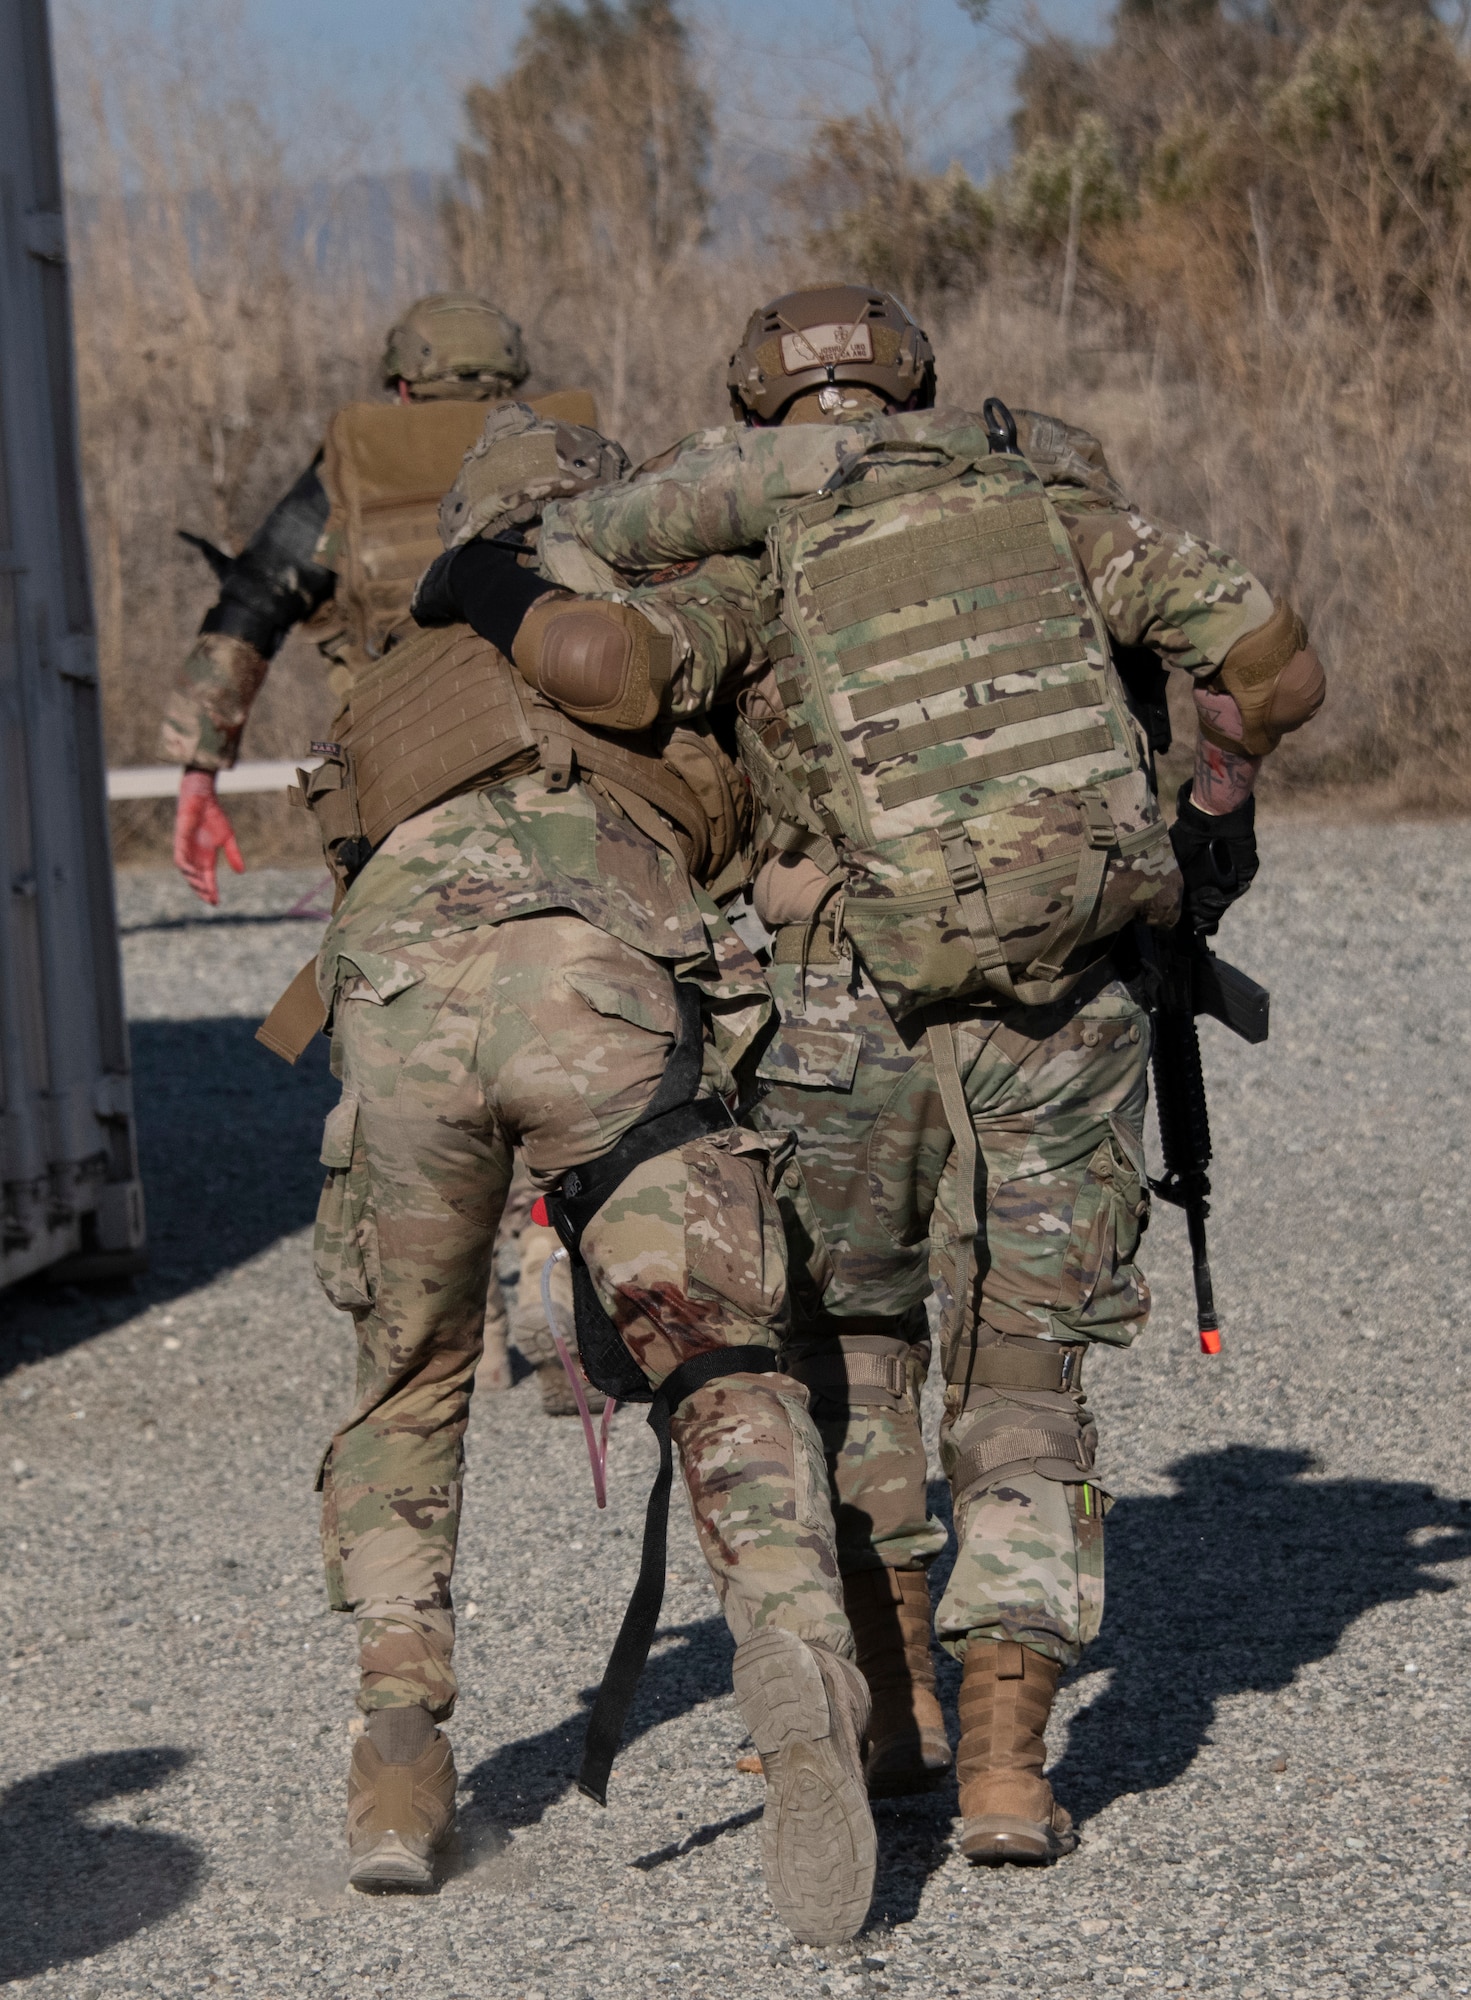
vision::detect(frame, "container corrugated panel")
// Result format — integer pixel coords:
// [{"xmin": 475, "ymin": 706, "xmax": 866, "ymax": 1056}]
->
[{"xmin": 0, "ymin": 0, "xmax": 146, "ymax": 1287}]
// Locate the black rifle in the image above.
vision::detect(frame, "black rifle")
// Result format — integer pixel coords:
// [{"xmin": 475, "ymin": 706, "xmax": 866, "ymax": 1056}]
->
[
  {"xmin": 1113, "ymin": 642, "xmax": 1270, "ymax": 1353},
  {"xmin": 1140, "ymin": 921, "xmax": 1268, "ymax": 1353}
]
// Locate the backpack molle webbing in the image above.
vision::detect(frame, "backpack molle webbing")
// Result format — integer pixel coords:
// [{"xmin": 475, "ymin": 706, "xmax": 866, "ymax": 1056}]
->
[{"xmin": 756, "ymin": 439, "xmax": 1177, "ymax": 1016}]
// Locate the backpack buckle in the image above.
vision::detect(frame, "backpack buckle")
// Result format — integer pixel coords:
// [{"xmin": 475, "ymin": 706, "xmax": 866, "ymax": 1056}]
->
[
  {"xmin": 940, "ymin": 832, "xmax": 982, "ymax": 896},
  {"xmin": 540, "ymin": 731, "xmax": 575, "ymax": 792},
  {"xmin": 1082, "ymin": 792, "xmax": 1115, "ymax": 849}
]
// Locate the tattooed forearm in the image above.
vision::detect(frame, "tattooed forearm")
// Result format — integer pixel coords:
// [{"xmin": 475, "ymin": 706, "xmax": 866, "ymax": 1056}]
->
[{"xmin": 1191, "ymin": 685, "xmax": 1262, "ymax": 813}]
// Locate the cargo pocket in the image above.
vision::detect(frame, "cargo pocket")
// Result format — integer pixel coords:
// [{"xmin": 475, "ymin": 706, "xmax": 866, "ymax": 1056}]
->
[
  {"xmin": 755, "ymin": 1022, "xmax": 861, "ymax": 1093},
  {"xmin": 684, "ymin": 1128, "xmax": 788, "ymax": 1335},
  {"xmin": 312, "ymin": 1091, "xmax": 379, "ymax": 1312},
  {"xmin": 1072, "ymin": 1479, "xmax": 1112, "ymax": 1648},
  {"xmin": 1053, "ymin": 1131, "xmax": 1151, "ymax": 1338},
  {"xmin": 779, "ymin": 1389, "xmax": 834, "ymax": 1539}
]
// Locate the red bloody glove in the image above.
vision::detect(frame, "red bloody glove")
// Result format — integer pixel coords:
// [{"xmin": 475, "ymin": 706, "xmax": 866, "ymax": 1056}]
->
[{"xmin": 174, "ymin": 768, "xmax": 245, "ymax": 905}]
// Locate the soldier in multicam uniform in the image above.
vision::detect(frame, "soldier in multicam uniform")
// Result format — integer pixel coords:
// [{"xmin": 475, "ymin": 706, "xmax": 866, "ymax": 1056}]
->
[
  {"xmin": 523, "ymin": 284, "xmax": 1326, "ymax": 1863},
  {"xmin": 292, "ymin": 403, "xmax": 877, "ymax": 1946},
  {"xmin": 161, "ymin": 292, "xmax": 557, "ymax": 903}
]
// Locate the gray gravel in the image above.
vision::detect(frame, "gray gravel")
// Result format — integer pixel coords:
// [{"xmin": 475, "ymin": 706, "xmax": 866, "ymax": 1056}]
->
[{"xmin": 2, "ymin": 828, "xmax": 1469, "ymax": 2000}]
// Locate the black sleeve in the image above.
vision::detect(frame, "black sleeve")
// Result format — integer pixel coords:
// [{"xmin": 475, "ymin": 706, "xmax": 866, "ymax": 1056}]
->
[
  {"xmin": 412, "ymin": 538, "xmax": 560, "ymax": 656},
  {"xmin": 199, "ymin": 455, "xmax": 337, "ymax": 657}
]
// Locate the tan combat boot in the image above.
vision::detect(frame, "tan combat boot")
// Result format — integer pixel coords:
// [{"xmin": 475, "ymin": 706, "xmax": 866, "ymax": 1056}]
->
[
  {"xmin": 956, "ymin": 1639, "xmax": 1076, "ymax": 1863},
  {"xmin": 732, "ymin": 1626, "xmax": 877, "ymax": 1947},
  {"xmin": 842, "ymin": 1566, "xmax": 952, "ymax": 1797},
  {"xmin": 346, "ymin": 1707, "xmax": 457, "ymax": 1892}
]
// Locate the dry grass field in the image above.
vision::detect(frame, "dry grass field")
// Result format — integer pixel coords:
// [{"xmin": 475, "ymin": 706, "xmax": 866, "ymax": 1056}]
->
[{"xmin": 60, "ymin": 0, "xmax": 1471, "ymax": 861}]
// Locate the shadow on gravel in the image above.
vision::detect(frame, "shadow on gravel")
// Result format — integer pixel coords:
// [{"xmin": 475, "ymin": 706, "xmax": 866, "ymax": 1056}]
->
[
  {"xmin": 459, "ymin": 1616, "xmax": 737, "ymax": 1852},
  {"xmin": 1052, "ymin": 1445, "xmax": 1471, "ymax": 1825},
  {"xmin": 0, "ymin": 1747, "xmax": 203, "ymax": 1980},
  {"xmin": 1, "ymin": 1016, "xmax": 337, "ymax": 1375},
  {"xmin": 129, "ymin": 1017, "xmax": 338, "ymax": 1296}
]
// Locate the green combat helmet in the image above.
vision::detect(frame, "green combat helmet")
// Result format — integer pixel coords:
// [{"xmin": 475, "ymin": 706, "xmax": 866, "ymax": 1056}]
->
[
  {"xmin": 726, "ymin": 283, "xmax": 936, "ymax": 424},
  {"xmin": 381, "ymin": 293, "xmax": 530, "ymax": 401},
  {"xmin": 436, "ymin": 402, "xmax": 630, "ymax": 551}
]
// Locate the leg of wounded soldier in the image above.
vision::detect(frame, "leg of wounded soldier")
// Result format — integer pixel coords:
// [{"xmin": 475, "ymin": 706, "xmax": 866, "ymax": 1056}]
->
[
  {"xmin": 578, "ymin": 1117, "xmax": 851, "ymax": 1658},
  {"xmin": 927, "ymin": 977, "xmax": 1152, "ymax": 1669},
  {"xmin": 315, "ymin": 910, "xmax": 852, "ymax": 1711},
  {"xmin": 750, "ymin": 953, "xmax": 946, "ymax": 1578}
]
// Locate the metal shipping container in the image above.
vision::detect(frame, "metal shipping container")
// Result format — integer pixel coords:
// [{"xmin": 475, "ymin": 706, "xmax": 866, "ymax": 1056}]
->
[{"xmin": 1, "ymin": 0, "xmax": 146, "ymax": 1287}]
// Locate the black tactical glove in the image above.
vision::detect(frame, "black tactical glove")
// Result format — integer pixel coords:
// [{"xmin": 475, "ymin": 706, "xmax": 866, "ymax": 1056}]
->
[
  {"xmin": 411, "ymin": 538, "xmax": 559, "ymax": 655},
  {"xmin": 1169, "ymin": 781, "xmax": 1259, "ymax": 935}
]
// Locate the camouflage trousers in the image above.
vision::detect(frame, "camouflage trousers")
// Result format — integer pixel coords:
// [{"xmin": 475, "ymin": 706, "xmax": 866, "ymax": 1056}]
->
[
  {"xmin": 313, "ymin": 911, "xmax": 848, "ymax": 1717},
  {"xmin": 752, "ymin": 941, "xmax": 1152, "ymax": 1668}
]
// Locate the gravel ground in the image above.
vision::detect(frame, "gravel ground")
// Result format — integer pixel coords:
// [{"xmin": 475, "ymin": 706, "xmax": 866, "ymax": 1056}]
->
[{"xmin": 2, "ymin": 829, "xmax": 1469, "ymax": 2000}]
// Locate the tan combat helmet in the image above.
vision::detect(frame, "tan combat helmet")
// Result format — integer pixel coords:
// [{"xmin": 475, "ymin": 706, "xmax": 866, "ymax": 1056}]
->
[
  {"xmin": 726, "ymin": 283, "xmax": 936, "ymax": 424},
  {"xmin": 381, "ymin": 293, "xmax": 530, "ymax": 401}
]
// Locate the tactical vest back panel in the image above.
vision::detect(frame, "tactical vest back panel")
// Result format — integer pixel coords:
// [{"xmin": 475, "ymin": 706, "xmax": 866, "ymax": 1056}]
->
[
  {"xmin": 320, "ymin": 389, "xmax": 597, "ymax": 675},
  {"xmin": 756, "ymin": 443, "xmax": 1179, "ymax": 1015},
  {"xmin": 298, "ymin": 620, "xmax": 730, "ymax": 893}
]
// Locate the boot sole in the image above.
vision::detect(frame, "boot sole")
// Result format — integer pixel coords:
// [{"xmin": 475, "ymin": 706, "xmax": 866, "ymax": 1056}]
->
[
  {"xmin": 348, "ymin": 1830, "xmax": 440, "ymax": 1894},
  {"xmin": 733, "ymin": 1628, "xmax": 876, "ymax": 1948},
  {"xmin": 959, "ymin": 1812, "xmax": 1077, "ymax": 1865}
]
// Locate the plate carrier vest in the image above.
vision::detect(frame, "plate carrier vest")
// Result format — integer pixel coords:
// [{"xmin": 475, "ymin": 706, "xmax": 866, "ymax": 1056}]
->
[{"xmin": 319, "ymin": 389, "xmax": 597, "ymax": 679}]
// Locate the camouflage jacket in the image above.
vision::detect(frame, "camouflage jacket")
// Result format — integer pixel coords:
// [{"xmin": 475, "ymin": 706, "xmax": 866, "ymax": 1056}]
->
[
  {"xmin": 317, "ymin": 767, "xmax": 771, "ymax": 1075},
  {"xmin": 316, "ymin": 542, "xmax": 772, "ymax": 1074},
  {"xmin": 540, "ymin": 407, "xmax": 1276, "ymax": 709}
]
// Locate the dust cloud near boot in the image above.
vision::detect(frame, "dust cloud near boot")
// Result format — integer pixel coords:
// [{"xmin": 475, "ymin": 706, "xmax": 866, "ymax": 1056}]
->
[
  {"xmin": 842, "ymin": 1565, "xmax": 952, "ymax": 1796},
  {"xmin": 346, "ymin": 1706, "xmax": 458, "ymax": 1894},
  {"xmin": 957, "ymin": 1639, "xmax": 1076, "ymax": 1863}
]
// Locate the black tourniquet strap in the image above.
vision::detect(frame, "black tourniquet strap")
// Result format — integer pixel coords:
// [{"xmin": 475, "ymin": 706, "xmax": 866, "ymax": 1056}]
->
[
  {"xmin": 577, "ymin": 1345, "xmax": 782, "ymax": 1806},
  {"xmin": 552, "ymin": 1098, "xmax": 733, "ymax": 1253},
  {"xmin": 549, "ymin": 980, "xmax": 729, "ymax": 1254}
]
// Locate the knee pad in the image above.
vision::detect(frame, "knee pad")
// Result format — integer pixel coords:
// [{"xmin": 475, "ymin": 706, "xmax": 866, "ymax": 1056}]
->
[{"xmin": 944, "ymin": 1338, "xmax": 1095, "ymax": 1506}]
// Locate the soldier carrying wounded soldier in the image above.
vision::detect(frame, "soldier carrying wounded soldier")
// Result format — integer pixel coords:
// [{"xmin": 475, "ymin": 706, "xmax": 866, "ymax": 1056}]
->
[
  {"xmin": 415, "ymin": 282, "xmax": 1324, "ymax": 1892},
  {"xmin": 188, "ymin": 326, "xmax": 879, "ymax": 1943},
  {"xmin": 163, "ymin": 280, "xmax": 1324, "ymax": 1944}
]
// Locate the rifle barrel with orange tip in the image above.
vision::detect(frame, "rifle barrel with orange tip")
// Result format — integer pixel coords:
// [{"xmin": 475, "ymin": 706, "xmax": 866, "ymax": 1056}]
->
[{"xmin": 1186, "ymin": 1191, "xmax": 1222, "ymax": 1355}]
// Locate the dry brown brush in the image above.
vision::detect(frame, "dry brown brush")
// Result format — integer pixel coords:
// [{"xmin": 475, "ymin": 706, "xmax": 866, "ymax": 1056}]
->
[{"xmin": 61, "ymin": 0, "xmax": 1471, "ymax": 852}]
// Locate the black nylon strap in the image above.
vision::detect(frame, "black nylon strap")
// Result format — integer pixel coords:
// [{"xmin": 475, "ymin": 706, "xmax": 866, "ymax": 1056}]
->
[
  {"xmin": 548, "ymin": 981, "xmax": 727, "ymax": 1253},
  {"xmin": 552, "ymin": 1096, "xmax": 733, "ymax": 1253},
  {"xmin": 577, "ymin": 1345, "xmax": 782, "ymax": 1805}
]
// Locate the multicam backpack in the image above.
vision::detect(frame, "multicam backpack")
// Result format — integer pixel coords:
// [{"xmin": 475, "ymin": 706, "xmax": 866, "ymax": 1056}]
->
[{"xmin": 745, "ymin": 426, "xmax": 1180, "ymax": 1017}]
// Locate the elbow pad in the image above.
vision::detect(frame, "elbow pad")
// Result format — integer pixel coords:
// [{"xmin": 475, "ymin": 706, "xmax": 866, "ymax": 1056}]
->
[
  {"xmin": 1202, "ymin": 598, "xmax": 1326, "ymax": 758},
  {"xmin": 195, "ymin": 459, "xmax": 336, "ymax": 658},
  {"xmin": 512, "ymin": 597, "xmax": 673, "ymax": 732}
]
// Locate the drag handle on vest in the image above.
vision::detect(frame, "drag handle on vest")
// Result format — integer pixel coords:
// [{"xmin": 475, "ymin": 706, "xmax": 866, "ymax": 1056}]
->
[
  {"xmin": 982, "ymin": 397, "xmax": 1019, "ymax": 455},
  {"xmin": 1141, "ymin": 915, "xmax": 1270, "ymax": 1355}
]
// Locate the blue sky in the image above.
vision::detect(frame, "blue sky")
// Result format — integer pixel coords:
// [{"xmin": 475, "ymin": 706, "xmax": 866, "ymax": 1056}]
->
[{"xmin": 206, "ymin": 0, "xmax": 1112, "ymax": 176}]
